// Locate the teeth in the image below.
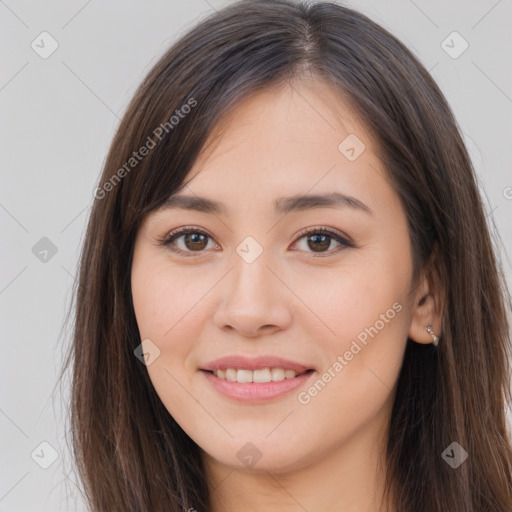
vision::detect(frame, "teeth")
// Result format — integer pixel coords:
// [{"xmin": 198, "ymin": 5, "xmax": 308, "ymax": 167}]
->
[{"xmin": 213, "ymin": 368, "xmax": 301, "ymax": 383}]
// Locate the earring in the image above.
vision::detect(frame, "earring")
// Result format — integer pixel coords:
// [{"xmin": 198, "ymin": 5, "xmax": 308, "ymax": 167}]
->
[{"xmin": 426, "ymin": 325, "xmax": 439, "ymax": 347}]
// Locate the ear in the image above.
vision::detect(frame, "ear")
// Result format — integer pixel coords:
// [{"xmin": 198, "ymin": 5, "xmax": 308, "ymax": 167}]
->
[{"xmin": 408, "ymin": 244, "xmax": 443, "ymax": 345}]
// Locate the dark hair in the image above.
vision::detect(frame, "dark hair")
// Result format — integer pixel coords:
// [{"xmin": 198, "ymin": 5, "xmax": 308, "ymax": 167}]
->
[{"xmin": 59, "ymin": 0, "xmax": 512, "ymax": 510}]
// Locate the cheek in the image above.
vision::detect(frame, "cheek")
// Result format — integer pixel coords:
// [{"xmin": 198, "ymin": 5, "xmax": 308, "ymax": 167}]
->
[
  {"xmin": 290, "ymin": 253, "xmax": 409, "ymax": 346},
  {"xmin": 131, "ymin": 254, "xmax": 221, "ymax": 410},
  {"xmin": 131, "ymin": 258, "xmax": 205, "ymax": 412},
  {"xmin": 131, "ymin": 256, "xmax": 207, "ymax": 342},
  {"xmin": 288, "ymin": 248, "xmax": 411, "ymax": 401}
]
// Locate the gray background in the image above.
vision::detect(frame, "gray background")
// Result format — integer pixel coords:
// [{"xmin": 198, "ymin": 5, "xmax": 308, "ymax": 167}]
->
[{"xmin": 1, "ymin": 1, "xmax": 511, "ymax": 510}]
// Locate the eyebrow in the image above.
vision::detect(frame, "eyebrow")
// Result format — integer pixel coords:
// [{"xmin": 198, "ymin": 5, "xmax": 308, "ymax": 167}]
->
[{"xmin": 161, "ymin": 191, "xmax": 373, "ymax": 216}]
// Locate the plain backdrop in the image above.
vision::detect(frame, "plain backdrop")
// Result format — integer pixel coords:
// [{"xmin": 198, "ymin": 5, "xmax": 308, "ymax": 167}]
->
[{"xmin": 1, "ymin": 1, "xmax": 511, "ymax": 510}]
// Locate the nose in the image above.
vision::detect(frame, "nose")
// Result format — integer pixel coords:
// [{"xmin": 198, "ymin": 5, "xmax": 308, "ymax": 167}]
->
[{"xmin": 212, "ymin": 250, "xmax": 293, "ymax": 338}]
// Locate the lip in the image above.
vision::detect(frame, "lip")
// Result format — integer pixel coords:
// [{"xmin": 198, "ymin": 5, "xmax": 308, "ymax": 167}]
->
[
  {"xmin": 201, "ymin": 355, "xmax": 313, "ymax": 373},
  {"xmin": 201, "ymin": 369, "xmax": 315, "ymax": 403}
]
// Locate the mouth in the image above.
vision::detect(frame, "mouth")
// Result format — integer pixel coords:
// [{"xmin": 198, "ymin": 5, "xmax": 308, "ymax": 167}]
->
[{"xmin": 199, "ymin": 355, "xmax": 316, "ymax": 402}]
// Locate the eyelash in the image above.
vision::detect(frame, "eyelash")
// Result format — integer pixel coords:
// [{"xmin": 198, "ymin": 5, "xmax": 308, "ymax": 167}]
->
[{"xmin": 158, "ymin": 225, "xmax": 355, "ymax": 258}]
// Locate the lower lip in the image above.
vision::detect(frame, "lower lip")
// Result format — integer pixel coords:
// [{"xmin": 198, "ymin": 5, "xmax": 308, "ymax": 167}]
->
[{"xmin": 201, "ymin": 370, "xmax": 315, "ymax": 403}]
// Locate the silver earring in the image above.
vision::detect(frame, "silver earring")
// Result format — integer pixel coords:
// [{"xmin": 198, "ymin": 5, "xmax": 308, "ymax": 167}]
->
[{"xmin": 426, "ymin": 325, "xmax": 439, "ymax": 347}]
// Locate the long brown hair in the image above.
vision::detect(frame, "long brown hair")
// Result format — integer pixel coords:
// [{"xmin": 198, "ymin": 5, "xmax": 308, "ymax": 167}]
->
[{"xmin": 59, "ymin": 0, "xmax": 512, "ymax": 510}]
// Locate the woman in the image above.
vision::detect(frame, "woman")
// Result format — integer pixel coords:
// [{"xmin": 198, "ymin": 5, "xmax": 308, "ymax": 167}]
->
[{"xmin": 61, "ymin": 0, "xmax": 512, "ymax": 510}]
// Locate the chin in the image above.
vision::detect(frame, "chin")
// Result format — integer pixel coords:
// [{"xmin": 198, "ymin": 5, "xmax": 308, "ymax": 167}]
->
[{"xmin": 201, "ymin": 437, "xmax": 314, "ymax": 475}]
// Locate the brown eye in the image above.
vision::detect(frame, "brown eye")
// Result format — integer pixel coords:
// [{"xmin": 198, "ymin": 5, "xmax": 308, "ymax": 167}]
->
[
  {"xmin": 293, "ymin": 227, "xmax": 354, "ymax": 256},
  {"xmin": 161, "ymin": 226, "xmax": 354, "ymax": 258},
  {"xmin": 161, "ymin": 227, "xmax": 217, "ymax": 257}
]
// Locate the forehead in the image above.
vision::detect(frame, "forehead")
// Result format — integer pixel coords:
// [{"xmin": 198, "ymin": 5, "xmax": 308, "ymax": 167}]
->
[
  {"xmin": 194, "ymin": 77, "xmax": 375, "ymax": 169},
  {"xmin": 164, "ymin": 77, "xmax": 393, "ymax": 218}
]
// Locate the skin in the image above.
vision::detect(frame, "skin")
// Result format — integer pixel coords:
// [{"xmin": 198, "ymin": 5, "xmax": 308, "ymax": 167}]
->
[{"xmin": 131, "ymin": 75, "xmax": 442, "ymax": 512}]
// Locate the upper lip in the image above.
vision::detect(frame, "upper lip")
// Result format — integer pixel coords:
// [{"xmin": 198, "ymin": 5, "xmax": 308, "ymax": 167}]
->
[{"xmin": 201, "ymin": 355, "xmax": 313, "ymax": 373}]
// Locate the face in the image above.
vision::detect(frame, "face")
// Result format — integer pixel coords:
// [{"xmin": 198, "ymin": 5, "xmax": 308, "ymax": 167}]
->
[{"xmin": 131, "ymin": 77, "xmax": 417, "ymax": 474}]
